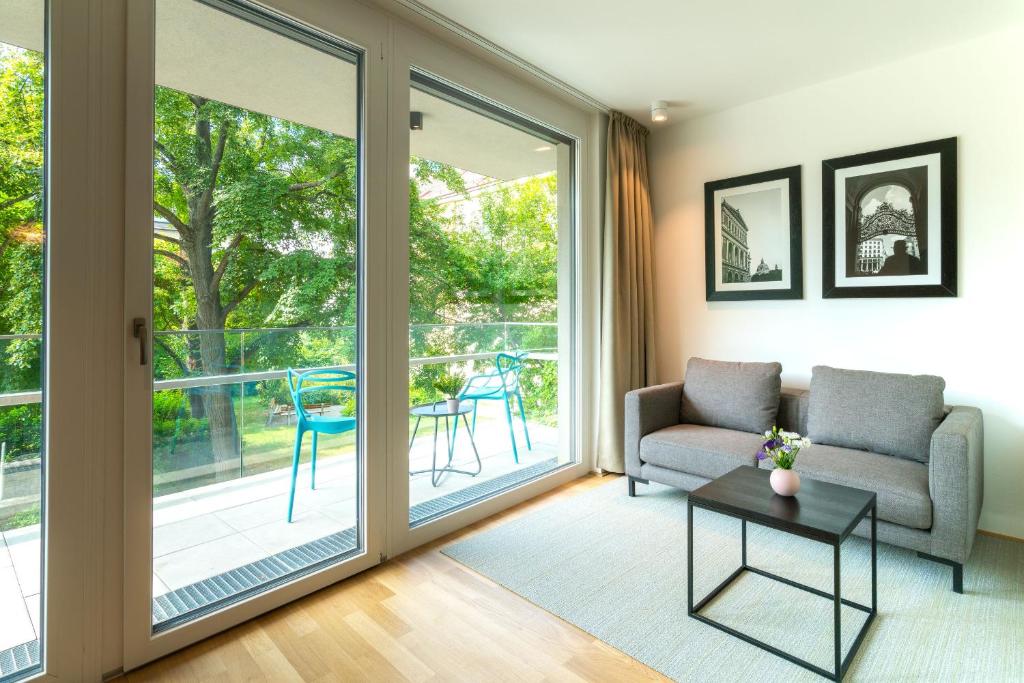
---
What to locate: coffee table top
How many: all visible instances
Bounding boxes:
[689,466,876,543]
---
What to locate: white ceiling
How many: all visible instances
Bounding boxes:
[0,0,554,181]
[415,0,1024,123]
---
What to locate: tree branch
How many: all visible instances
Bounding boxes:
[153,201,190,236]
[153,141,182,177]
[208,122,231,194]
[210,234,244,291]
[154,232,181,247]
[153,335,190,376]
[0,192,35,211]
[221,280,259,318]
[155,249,189,270]
[287,166,343,193]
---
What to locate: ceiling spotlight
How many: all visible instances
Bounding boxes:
[410,111,423,131]
[651,101,668,123]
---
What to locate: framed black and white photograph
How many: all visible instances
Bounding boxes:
[704,166,803,301]
[822,137,957,298]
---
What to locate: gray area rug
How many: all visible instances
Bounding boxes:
[442,479,1024,681]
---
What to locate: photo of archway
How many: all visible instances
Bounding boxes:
[849,170,926,277]
[823,137,957,298]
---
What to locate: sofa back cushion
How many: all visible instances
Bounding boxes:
[681,358,782,434]
[807,365,945,463]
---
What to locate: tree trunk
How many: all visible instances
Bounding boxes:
[183,220,240,465]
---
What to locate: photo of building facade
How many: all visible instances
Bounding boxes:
[720,200,751,283]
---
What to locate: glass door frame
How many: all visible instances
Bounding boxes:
[121,0,390,668]
[13,0,130,680]
[384,21,597,557]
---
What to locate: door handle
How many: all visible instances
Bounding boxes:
[133,317,148,366]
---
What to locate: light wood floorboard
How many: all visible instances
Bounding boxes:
[123,474,668,682]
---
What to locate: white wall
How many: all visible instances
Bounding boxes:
[649,26,1024,537]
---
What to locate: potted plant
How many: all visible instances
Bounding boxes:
[434,373,465,413]
[756,426,811,496]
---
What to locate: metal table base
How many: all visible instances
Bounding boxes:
[408,411,482,487]
[687,501,877,681]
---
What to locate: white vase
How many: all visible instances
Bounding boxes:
[770,468,800,496]
[446,398,460,413]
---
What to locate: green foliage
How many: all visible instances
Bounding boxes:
[0,503,40,532]
[0,47,44,397]
[0,47,44,460]
[0,44,566,474]
[433,372,465,399]
[0,404,41,461]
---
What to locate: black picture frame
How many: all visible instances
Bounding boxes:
[704,166,803,301]
[822,137,957,298]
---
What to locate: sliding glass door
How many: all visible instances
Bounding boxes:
[124,0,386,666]
[122,0,585,669]
[405,71,577,527]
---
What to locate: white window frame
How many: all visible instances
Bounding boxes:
[384,21,598,557]
[121,0,390,668]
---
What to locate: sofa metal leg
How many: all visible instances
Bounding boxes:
[627,476,649,497]
[918,551,964,594]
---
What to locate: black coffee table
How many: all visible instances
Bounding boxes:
[687,466,877,681]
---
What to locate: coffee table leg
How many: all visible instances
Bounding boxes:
[741,519,747,567]
[871,502,877,614]
[687,500,694,615]
[834,543,842,680]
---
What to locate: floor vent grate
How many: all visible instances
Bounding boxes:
[153,526,358,628]
[0,639,40,682]
[409,457,562,527]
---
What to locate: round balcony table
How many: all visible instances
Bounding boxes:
[408,401,482,487]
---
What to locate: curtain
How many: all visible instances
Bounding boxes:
[596,111,657,472]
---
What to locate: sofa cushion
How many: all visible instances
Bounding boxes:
[807,366,945,464]
[758,443,932,529]
[680,358,782,434]
[640,424,762,480]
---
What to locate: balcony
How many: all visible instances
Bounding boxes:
[0,323,566,663]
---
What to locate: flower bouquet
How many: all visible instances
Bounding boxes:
[757,425,811,496]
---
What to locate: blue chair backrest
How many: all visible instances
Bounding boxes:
[286,368,356,421]
[495,351,528,392]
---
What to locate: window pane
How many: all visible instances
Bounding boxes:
[407,73,575,527]
[151,0,362,630]
[0,1,45,679]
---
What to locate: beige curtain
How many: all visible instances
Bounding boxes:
[596,111,657,473]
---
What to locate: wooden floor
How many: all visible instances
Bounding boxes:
[124,474,668,682]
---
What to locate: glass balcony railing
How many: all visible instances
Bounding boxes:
[0,323,558,512]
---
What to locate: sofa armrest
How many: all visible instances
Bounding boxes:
[624,382,684,477]
[928,406,984,564]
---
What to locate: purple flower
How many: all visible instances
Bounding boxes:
[756,450,767,460]
[762,438,781,450]
[782,444,792,453]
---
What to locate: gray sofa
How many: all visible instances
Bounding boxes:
[625,359,984,593]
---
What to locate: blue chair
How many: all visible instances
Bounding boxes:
[454,351,532,463]
[286,368,356,522]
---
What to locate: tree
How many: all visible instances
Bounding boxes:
[152,86,360,461]
[457,174,558,322]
